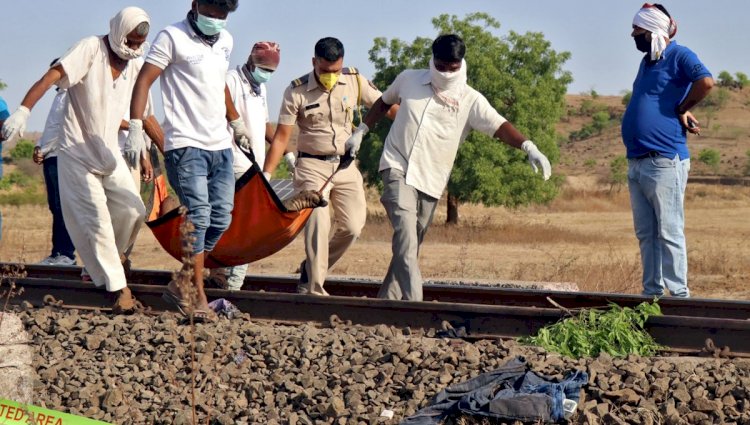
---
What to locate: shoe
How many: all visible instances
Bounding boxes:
[38,256,57,265]
[50,255,76,266]
[81,267,92,282]
[206,268,229,290]
[111,287,137,314]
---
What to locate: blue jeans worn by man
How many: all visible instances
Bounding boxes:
[628,155,690,297]
[165,147,234,254]
[42,157,76,264]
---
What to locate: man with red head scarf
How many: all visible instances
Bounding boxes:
[622,3,714,298]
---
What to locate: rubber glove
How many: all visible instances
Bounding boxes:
[284,152,296,172]
[229,118,252,152]
[125,119,145,168]
[1,106,31,141]
[521,140,552,181]
[344,123,369,157]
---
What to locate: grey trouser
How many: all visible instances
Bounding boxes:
[377,168,439,301]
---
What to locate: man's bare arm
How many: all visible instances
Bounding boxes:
[131,63,162,120]
[264,123,294,175]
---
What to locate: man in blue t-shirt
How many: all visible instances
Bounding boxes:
[621,3,714,298]
[0,95,9,241]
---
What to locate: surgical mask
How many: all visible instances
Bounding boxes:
[251,67,272,83]
[634,33,650,53]
[318,72,339,91]
[195,13,226,36]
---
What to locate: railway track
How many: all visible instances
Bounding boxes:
[3,262,750,356]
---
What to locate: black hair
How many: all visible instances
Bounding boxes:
[652,3,671,18]
[432,34,466,62]
[314,37,344,62]
[196,0,238,13]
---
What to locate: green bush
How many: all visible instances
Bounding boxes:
[717,70,735,88]
[0,171,36,190]
[697,148,721,172]
[609,155,628,193]
[9,139,35,160]
[621,90,632,106]
[736,72,749,90]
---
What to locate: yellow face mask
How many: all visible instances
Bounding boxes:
[318,72,339,91]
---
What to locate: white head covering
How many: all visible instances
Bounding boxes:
[429,58,468,108]
[108,7,150,60]
[632,4,677,61]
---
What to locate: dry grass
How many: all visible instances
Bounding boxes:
[1,180,749,300]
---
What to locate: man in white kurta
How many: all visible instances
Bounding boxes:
[1,7,157,312]
[349,34,553,301]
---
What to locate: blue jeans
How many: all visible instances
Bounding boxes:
[43,157,76,259]
[628,155,690,297]
[165,147,234,254]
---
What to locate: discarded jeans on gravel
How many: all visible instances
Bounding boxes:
[401,356,587,424]
[208,298,241,319]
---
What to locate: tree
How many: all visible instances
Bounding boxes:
[608,155,628,194]
[717,71,735,88]
[735,72,749,90]
[360,13,571,223]
[697,148,721,173]
[621,90,632,106]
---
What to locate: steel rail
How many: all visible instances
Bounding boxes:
[5,263,750,320]
[8,277,750,356]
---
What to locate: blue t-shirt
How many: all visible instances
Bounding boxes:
[0,95,8,180]
[621,42,712,160]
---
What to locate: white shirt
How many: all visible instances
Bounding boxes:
[57,36,144,175]
[379,69,507,199]
[226,66,269,175]
[37,89,68,159]
[146,20,233,152]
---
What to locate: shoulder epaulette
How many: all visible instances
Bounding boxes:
[341,67,359,75]
[291,74,310,88]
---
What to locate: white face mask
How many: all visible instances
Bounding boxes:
[428,58,468,107]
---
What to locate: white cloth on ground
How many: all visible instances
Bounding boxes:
[58,151,145,292]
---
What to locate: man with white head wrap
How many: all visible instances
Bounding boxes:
[351,34,552,301]
[622,3,714,298]
[1,6,164,313]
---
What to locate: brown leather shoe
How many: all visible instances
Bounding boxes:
[111,287,137,314]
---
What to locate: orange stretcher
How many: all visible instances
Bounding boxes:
[145,160,312,269]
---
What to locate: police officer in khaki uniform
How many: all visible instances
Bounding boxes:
[264,37,392,295]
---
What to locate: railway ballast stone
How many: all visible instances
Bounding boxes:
[0,312,35,404]
[13,307,750,424]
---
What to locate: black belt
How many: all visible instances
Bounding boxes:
[298,151,340,162]
[635,151,661,160]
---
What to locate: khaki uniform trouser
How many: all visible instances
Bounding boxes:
[377,168,438,301]
[294,157,367,295]
[58,151,145,292]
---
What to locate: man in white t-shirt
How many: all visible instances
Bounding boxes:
[130,0,251,320]
[350,34,553,301]
[1,7,160,313]
[208,41,295,291]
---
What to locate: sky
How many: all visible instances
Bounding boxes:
[1,0,748,132]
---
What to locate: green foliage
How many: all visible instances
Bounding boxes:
[583,159,596,169]
[697,148,721,172]
[9,139,35,160]
[520,301,664,359]
[0,79,6,91]
[608,155,628,193]
[717,71,735,87]
[621,90,632,106]
[361,12,571,208]
[0,186,46,205]
[569,110,616,142]
[702,87,730,109]
[589,89,599,99]
[0,171,36,191]
[736,72,749,90]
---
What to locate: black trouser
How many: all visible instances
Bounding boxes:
[43,157,75,259]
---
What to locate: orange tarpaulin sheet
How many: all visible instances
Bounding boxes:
[146,164,311,269]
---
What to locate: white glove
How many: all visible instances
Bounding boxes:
[521,140,552,181]
[263,171,272,181]
[284,152,296,171]
[125,119,145,168]
[344,123,369,157]
[1,106,31,141]
[229,118,252,152]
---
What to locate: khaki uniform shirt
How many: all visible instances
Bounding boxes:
[278,68,381,155]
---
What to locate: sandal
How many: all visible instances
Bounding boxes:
[161,289,217,323]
